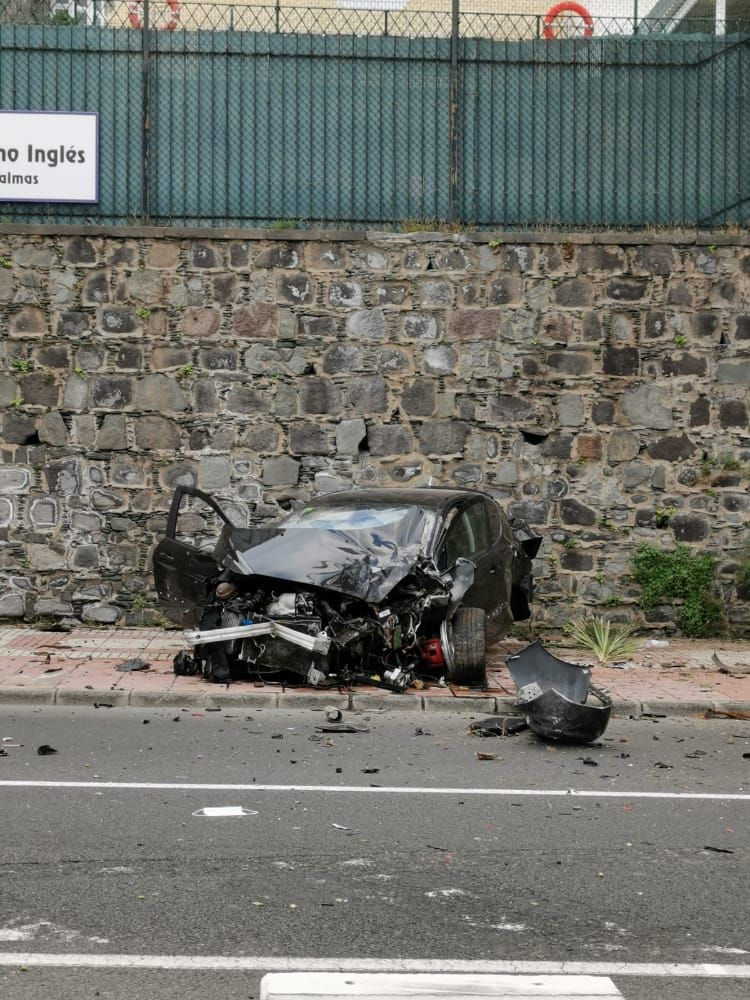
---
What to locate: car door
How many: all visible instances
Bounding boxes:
[437,499,497,614]
[152,486,233,628]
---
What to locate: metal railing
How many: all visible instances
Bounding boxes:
[1,2,748,228]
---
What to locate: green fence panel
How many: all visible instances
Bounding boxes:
[0,25,143,224]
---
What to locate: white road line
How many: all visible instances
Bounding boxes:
[0,954,747,977]
[0,780,748,801]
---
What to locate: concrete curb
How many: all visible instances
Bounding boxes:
[1,684,748,718]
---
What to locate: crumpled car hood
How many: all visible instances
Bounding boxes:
[215,525,426,604]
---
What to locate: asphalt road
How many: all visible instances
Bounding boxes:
[0,705,748,1000]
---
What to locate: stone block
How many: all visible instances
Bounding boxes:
[647,433,696,462]
[717,360,750,384]
[576,434,602,460]
[28,497,58,527]
[634,245,675,276]
[323,344,361,374]
[401,314,438,342]
[662,353,707,377]
[671,514,710,542]
[135,374,188,412]
[607,429,639,462]
[336,418,366,455]
[35,345,69,368]
[347,309,386,341]
[329,280,364,307]
[277,271,314,305]
[379,348,412,373]
[241,423,280,452]
[0,374,19,407]
[91,376,134,410]
[578,245,624,272]
[0,497,13,525]
[350,376,389,414]
[423,346,457,375]
[592,399,615,425]
[0,592,25,617]
[450,309,502,340]
[622,385,673,429]
[113,345,143,370]
[606,278,649,301]
[418,420,469,456]
[110,460,146,487]
[299,377,341,415]
[489,277,523,305]
[18,374,59,408]
[191,243,219,269]
[99,305,138,335]
[28,543,67,570]
[151,347,192,371]
[254,245,300,269]
[693,312,719,338]
[557,393,585,427]
[134,416,181,450]
[560,499,596,526]
[309,244,348,270]
[63,236,96,264]
[560,550,594,571]
[367,424,413,456]
[10,306,46,337]
[147,242,180,269]
[161,462,198,489]
[184,306,222,339]
[82,271,110,304]
[719,399,747,427]
[603,346,640,376]
[70,545,100,570]
[37,411,68,447]
[419,280,453,307]
[226,386,271,415]
[200,456,231,490]
[82,603,120,624]
[553,276,593,307]
[546,351,592,375]
[262,455,300,486]
[489,394,534,422]
[375,283,408,307]
[402,379,436,417]
[2,412,38,445]
[233,302,277,339]
[299,314,337,338]
[290,424,332,455]
[97,414,128,450]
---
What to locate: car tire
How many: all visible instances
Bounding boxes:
[446,606,486,687]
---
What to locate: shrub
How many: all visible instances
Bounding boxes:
[563,616,639,665]
[632,543,721,638]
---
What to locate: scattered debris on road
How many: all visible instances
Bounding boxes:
[468,716,528,737]
[36,744,57,755]
[116,658,151,672]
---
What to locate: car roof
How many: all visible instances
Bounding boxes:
[299,487,495,513]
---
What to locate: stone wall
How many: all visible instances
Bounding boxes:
[0,225,748,634]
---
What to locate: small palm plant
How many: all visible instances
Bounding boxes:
[563,616,640,665]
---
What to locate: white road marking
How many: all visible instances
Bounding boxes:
[0,780,748,801]
[260,972,623,998]
[0,954,747,977]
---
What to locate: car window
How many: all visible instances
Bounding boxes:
[486,499,501,544]
[439,501,490,569]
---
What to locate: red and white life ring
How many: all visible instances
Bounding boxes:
[128,0,180,31]
[543,1,594,39]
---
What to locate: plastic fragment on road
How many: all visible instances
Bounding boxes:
[36,745,57,755]
[469,716,528,737]
[192,806,258,818]
[116,658,151,672]
[507,640,612,743]
[315,724,369,734]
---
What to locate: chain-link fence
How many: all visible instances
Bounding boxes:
[1,1,748,228]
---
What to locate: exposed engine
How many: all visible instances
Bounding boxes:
[183,569,450,691]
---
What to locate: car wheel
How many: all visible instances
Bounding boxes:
[443,606,486,686]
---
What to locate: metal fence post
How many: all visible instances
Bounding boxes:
[141,0,151,222]
[449,0,460,225]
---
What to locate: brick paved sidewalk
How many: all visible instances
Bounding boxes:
[0,625,748,716]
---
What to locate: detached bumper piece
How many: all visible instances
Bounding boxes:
[507,640,612,743]
[184,621,332,656]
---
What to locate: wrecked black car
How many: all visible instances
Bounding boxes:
[153,486,541,691]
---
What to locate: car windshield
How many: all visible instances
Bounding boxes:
[280,503,435,551]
